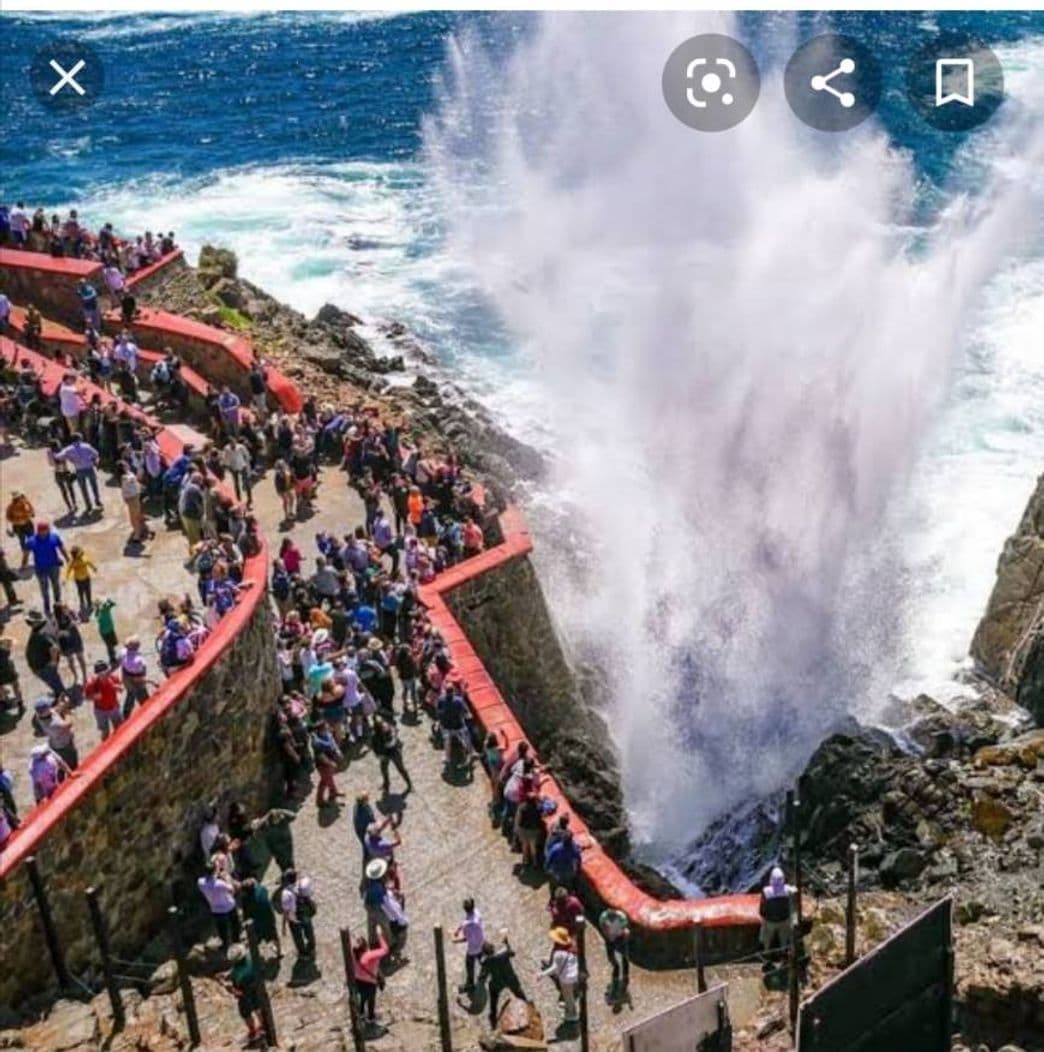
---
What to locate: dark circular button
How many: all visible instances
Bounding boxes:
[784,34,882,133]
[30,39,104,112]
[662,34,761,133]
[905,33,1004,132]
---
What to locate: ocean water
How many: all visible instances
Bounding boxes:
[3,11,1044,853]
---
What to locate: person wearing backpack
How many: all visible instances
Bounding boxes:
[278,870,317,959]
[159,619,193,676]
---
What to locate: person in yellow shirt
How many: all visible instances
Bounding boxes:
[5,491,35,569]
[65,545,98,619]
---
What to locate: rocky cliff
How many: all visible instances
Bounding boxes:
[971,472,1044,725]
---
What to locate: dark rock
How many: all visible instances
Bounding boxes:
[315,302,364,328]
[880,847,926,886]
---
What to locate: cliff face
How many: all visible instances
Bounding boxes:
[971,473,1044,725]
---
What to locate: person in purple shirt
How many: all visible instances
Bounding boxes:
[22,522,67,615]
[217,386,241,436]
[58,433,103,513]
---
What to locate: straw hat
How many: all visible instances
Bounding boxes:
[365,858,388,881]
[367,637,384,652]
[549,927,572,948]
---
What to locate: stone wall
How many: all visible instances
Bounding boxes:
[0,598,280,1011]
[443,551,630,853]
[0,250,102,328]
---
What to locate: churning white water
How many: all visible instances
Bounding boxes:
[424,12,1044,848]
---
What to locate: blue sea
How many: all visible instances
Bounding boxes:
[3,11,1044,847]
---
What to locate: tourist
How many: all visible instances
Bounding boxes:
[113,331,139,375]
[178,473,206,551]
[394,640,419,715]
[273,459,295,521]
[23,303,43,349]
[351,933,389,1030]
[514,790,545,870]
[548,886,585,936]
[197,860,241,949]
[759,866,796,955]
[217,386,241,436]
[239,878,280,958]
[34,694,79,770]
[437,681,474,771]
[0,549,19,611]
[544,830,584,891]
[53,603,87,683]
[353,790,377,865]
[57,374,83,438]
[371,714,412,796]
[0,637,24,714]
[28,742,72,803]
[58,433,103,514]
[5,490,35,568]
[46,440,79,515]
[77,279,101,330]
[120,464,149,544]
[221,436,253,507]
[311,719,343,809]
[84,659,123,740]
[8,202,29,247]
[452,897,486,993]
[119,635,150,717]
[599,906,630,992]
[541,928,581,1024]
[224,943,264,1045]
[278,870,317,959]
[24,610,65,695]
[94,596,119,666]
[64,545,97,619]
[479,932,527,1031]
[362,858,394,947]
[27,519,69,614]
[364,817,401,868]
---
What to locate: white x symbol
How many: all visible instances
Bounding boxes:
[49,58,86,97]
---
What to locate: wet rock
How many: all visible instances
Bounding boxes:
[314,302,364,329]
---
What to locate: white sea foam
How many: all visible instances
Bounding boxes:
[423,13,1044,849]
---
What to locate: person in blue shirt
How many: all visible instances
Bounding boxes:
[22,522,67,615]
[217,387,241,436]
[162,449,193,524]
[544,831,584,891]
[354,602,377,635]
[77,280,100,330]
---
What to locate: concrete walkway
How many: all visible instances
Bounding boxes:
[244,467,752,1050]
[0,442,190,815]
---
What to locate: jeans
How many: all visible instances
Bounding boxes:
[606,936,629,986]
[74,578,93,612]
[34,662,65,696]
[75,467,102,508]
[36,566,62,614]
[379,749,411,793]
[213,908,241,949]
[289,918,315,957]
[123,678,148,718]
[357,981,378,1021]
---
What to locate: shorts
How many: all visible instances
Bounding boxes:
[95,706,123,734]
[294,478,313,496]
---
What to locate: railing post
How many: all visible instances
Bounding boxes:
[845,843,859,967]
[788,913,800,1034]
[168,906,201,1047]
[244,919,277,1049]
[433,925,453,1052]
[339,927,367,1051]
[693,920,708,994]
[85,886,124,1029]
[790,791,804,927]
[24,855,70,989]
[576,917,590,1052]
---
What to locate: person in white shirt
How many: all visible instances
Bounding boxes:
[57,375,82,434]
[102,264,125,307]
[0,293,10,334]
[197,861,241,948]
[114,333,139,373]
[9,203,29,247]
[541,928,580,1023]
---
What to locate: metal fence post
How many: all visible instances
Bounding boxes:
[694,920,708,994]
[791,792,804,927]
[168,906,201,1047]
[845,843,859,967]
[244,919,277,1048]
[339,927,367,1051]
[85,886,124,1028]
[24,855,70,989]
[433,926,453,1052]
[576,917,590,1052]
[788,913,800,1034]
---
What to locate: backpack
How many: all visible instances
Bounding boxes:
[160,630,182,669]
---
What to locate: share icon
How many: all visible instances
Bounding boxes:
[810,57,857,108]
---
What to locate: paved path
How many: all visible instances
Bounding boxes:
[245,467,749,1050]
[0,441,189,815]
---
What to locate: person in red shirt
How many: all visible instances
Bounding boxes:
[462,517,484,557]
[84,658,123,740]
[548,886,584,935]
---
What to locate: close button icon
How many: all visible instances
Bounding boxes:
[31,39,104,111]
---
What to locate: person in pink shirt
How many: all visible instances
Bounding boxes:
[351,932,389,1028]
